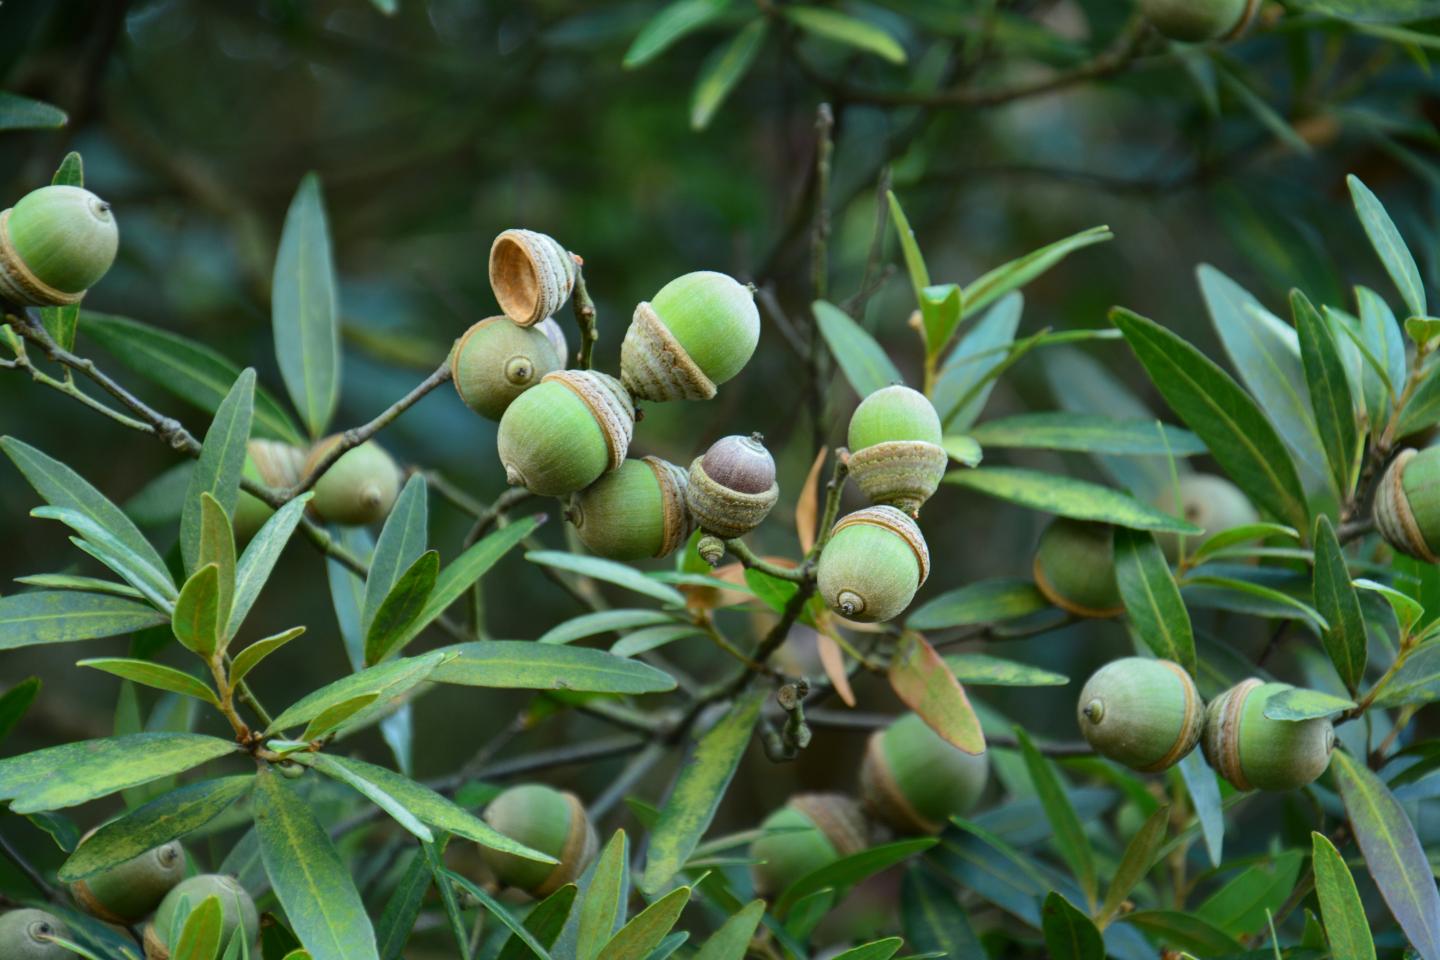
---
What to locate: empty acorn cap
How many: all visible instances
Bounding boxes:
[1201,679,1336,792]
[620,271,760,402]
[480,784,599,898]
[0,185,119,306]
[1076,657,1203,773]
[816,506,929,623]
[860,712,989,834]
[570,456,693,560]
[489,229,577,326]
[0,909,71,960]
[497,370,635,497]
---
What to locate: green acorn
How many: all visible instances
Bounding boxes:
[233,439,308,541]
[489,229,576,326]
[686,433,779,564]
[480,784,598,898]
[750,794,868,898]
[0,185,119,306]
[144,874,258,960]
[497,370,635,496]
[451,315,567,420]
[0,909,71,960]
[1140,0,1257,42]
[70,835,185,925]
[816,506,929,623]
[846,385,948,516]
[1374,448,1440,563]
[1201,679,1336,792]
[1076,658,1203,772]
[1155,473,1259,561]
[621,271,761,402]
[1032,518,1122,618]
[859,713,988,834]
[569,456,692,560]
[302,438,402,527]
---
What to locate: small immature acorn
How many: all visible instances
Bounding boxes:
[569,456,693,560]
[233,439,308,541]
[1374,447,1440,563]
[70,834,185,925]
[0,185,119,306]
[451,315,567,420]
[0,909,72,960]
[302,438,402,526]
[686,433,779,564]
[1140,0,1258,42]
[846,385,948,516]
[1076,657,1203,772]
[144,874,259,959]
[816,506,929,623]
[860,712,989,834]
[1155,472,1259,562]
[480,784,599,898]
[621,270,761,402]
[1201,679,1337,792]
[1032,518,1122,618]
[750,793,868,898]
[497,370,635,496]
[489,229,576,326]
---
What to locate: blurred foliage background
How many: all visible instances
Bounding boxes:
[2,0,1439,931]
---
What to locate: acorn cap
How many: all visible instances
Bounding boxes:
[570,456,693,560]
[1032,518,1122,618]
[1155,473,1258,561]
[1076,658,1202,773]
[451,315,566,420]
[489,229,576,326]
[686,434,780,539]
[749,793,867,898]
[497,370,635,497]
[1201,679,1336,792]
[0,185,118,306]
[816,506,929,623]
[1139,0,1256,42]
[621,271,760,402]
[70,834,185,925]
[480,784,599,898]
[147,874,258,957]
[303,438,402,527]
[860,713,989,834]
[0,909,71,960]
[848,441,947,517]
[234,440,308,541]
[1375,448,1440,563]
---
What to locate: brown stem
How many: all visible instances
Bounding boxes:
[571,260,599,371]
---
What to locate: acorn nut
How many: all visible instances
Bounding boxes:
[1374,448,1440,563]
[1076,658,1203,772]
[489,229,576,326]
[0,185,118,306]
[686,433,779,564]
[817,505,929,623]
[569,457,693,560]
[302,438,402,527]
[452,315,567,420]
[750,793,867,898]
[1140,0,1258,42]
[233,439,308,541]
[621,271,760,402]
[846,385,947,516]
[480,784,598,898]
[860,712,988,834]
[1201,679,1336,792]
[1033,518,1122,618]
[0,909,71,960]
[70,834,185,925]
[497,370,635,496]
[144,874,258,959]
[1155,473,1258,562]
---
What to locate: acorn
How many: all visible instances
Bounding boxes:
[860,712,989,834]
[70,835,185,925]
[0,185,119,307]
[1154,473,1259,562]
[621,271,761,402]
[479,784,598,898]
[750,794,867,898]
[1076,658,1203,772]
[0,909,71,960]
[1140,0,1257,42]
[451,315,567,420]
[1201,679,1336,792]
[302,438,402,527]
[569,456,692,560]
[686,433,779,564]
[143,874,258,959]
[497,370,635,497]
[1032,518,1122,618]
[489,229,576,327]
[816,506,929,623]
[1374,448,1440,563]
[846,385,948,516]
[233,439,308,541]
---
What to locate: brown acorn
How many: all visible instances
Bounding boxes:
[489,229,576,326]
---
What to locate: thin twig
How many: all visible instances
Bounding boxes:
[571,260,599,371]
[724,539,806,582]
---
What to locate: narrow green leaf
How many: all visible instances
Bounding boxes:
[933,294,1023,430]
[919,283,963,360]
[579,831,629,960]
[827,938,902,960]
[376,850,428,960]
[198,493,236,636]
[79,658,219,708]
[689,20,768,131]
[0,677,40,744]
[900,868,981,959]
[526,551,685,606]
[1016,727,1095,907]
[969,413,1205,456]
[13,574,143,599]
[611,624,706,658]
[230,495,312,639]
[692,899,764,960]
[538,609,677,645]
[364,550,439,666]
[596,886,691,960]
[305,753,431,842]
[963,225,1112,319]
[1294,290,1359,497]
[32,505,176,607]
[1263,686,1355,721]
[944,466,1200,534]
[172,895,224,960]
[431,640,677,695]
[231,627,306,684]
[1196,850,1303,937]
[0,91,67,129]
[1187,523,1300,566]
[300,694,379,741]
[362,475,428,641]
[172,564,221,657]
[273,174,341,439]
[885,191,929,309]
[1349,175,1426,319]
[1041,892,1104,960]
[907,578,1047,630]
[495,883,577,960]
[1312,831,1377,960]
[1354,578,1424,636]
[942,653,1067,687]
[813,300,904,399]
[1114,527,1196,675]
[447,871,554,960]
[1099,805,1168,925]
[1312,515,1367,693]
[1357,286,1407,426]
[1182,575,1328,631]
[182,370,256,575]
[625,0,732,68]
[0,591,167,651]
[266,651,448,735]
[940,434,982,466]
[782,6,906,63]
[1124,911,1241,953]
[1178,751,1224,867]
[889,632,984,754]
[776,839,934,915]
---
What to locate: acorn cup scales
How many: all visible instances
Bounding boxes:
[1375,447,1440,563]
[497,370,635,497]
[621,271,761,402]
[1076,657,1203,772]
[846,384,948,516]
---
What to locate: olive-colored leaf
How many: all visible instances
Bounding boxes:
[447,870,554,960]
[1183,574,1328,631]
[813,300,904,399]
[0,677,40,744]
[171,564,221,657]
[13,574,143,600]
[1016,727,1095,907]
[596,886,691,960]
[969,413,1204,456]
[932,294,1022,430]
[940,434,982,466]
[272,174,341,439]
[0,91,67,129]
[919,283,963,361]
[304,753,430,842]
[362,475,428,639]
[0,591,167,651]
[1114,527,1196,676]
[1196,849,1303,938]
[364,550,439,666]
[691,899,763,960]
[1291,0,1440,21]
[527,550,685,606]
[1312,831,1376,960]
[430,640,677,695]
[610,623,706,657]
[1312,516,1366,693]
[79,658,219,708]
[375,850,429,960]
[1186,523,1300,566]
[900,868,981,958]
[1295,290,1359,497]
[889,631,984,754]
[266,651,449,735]
[689,19,768,131]
[776,839,934,915]
[642,689,763,894]
[231,627,306,684]
[300,694,379,741]
[181,370,255,576]
[197,493,235,636]
[826,937,902,960]
[1098,805,1168,926]
[538,609,677,646]
[1263,686,1355,721]
[171,895,224,960]
[1124,911,1241,953]
[624,0,732,68]
[579,831,629,960]
[1041,892,1104,960]
[782,6,906,63]
[1357,286,1407,427]
[495,883,577,960]
[1349,175,1426,319]
[230,495,312,640]
[942,653,1066,687]
[31,505,176,608]
[1177,751,1223,867]
[907,578,1048,630]
[963,226,1112,320]
[944,466,1200,534]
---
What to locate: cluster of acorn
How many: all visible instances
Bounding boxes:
[0,837,257,958]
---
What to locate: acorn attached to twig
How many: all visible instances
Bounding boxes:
[1076,657,1203,772]
[0,185,118,306]
[686,433,779,565]
[750,794,868,898]
[451,315,567,420]
[1032,518,1122,618]
[621,271,761,402]
[0,909,71,960]
[479,784,599,898]
[816,506,930,623]
[569,456,693,560]
[489,229,576,326]
[143,874,259,959]
[497,370,635,496]
[860,713,989,834]
[70,835,185,925]
[1201,679,1336,792]
[233,439,308,541]
[303,438,403,527]
[846,385,947,516]
[1374,448,1440,563]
